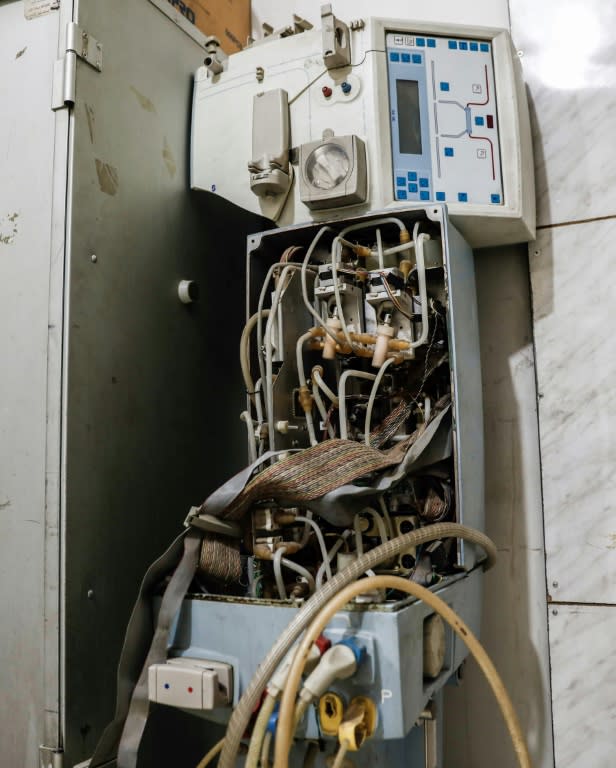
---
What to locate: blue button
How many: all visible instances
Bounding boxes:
[458,192,468,202]
[408,171,417,181]
[396,176,405,187]
[412,53,422,64]
[416,37,425,47]
[491,193,501,204]
[436,192,446,201]
[341,81,352,94]
[440,81,450,92]
[390,52,400,62]
[408,183,418,193]
[444,147,454,157]
[419,177,429,188]
[480,42,490,52]
[401,53,410,63]
[420,190,430,201]
[459,41,468,51]
[470,42,479,51]
[427,38,436,48]
[164,683,170,689]
[475,116,485,126]
[448,40,458,49]
[397,190,408,200]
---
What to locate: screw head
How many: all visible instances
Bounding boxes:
[91,253,97,263]
[552,581,559,588]
[552,608,558,615]
[87,589,95,600]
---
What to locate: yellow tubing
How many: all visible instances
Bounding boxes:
[274,576,531,768]
[195,737,225,768]
[245,692,277,768]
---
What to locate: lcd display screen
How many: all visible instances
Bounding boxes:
[396,79,422,155]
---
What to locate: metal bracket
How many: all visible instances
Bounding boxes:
[52,22,102,111]
[321,4,351,70]
[39,745,64,768]
[67,22,103,71]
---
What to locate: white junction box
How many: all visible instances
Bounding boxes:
[148,658,233,710]
[191,14,535,247]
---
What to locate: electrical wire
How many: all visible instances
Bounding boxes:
[274,575,530,768]
[216,523,497,768]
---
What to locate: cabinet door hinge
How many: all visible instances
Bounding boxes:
[52,22,102,111]
[39,745,64,768]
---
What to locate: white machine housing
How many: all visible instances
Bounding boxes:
[191,16,534,247]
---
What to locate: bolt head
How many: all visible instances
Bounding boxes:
[90,254,97,263]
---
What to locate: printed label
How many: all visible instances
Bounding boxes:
[24,0,58,20]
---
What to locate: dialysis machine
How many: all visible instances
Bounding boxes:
[93,6,533,767]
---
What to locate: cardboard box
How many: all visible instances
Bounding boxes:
[166,0,250,54]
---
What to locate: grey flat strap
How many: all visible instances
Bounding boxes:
[89,530,202,768]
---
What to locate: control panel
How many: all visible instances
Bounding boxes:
[387,32,503,207]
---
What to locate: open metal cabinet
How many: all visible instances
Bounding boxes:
[0,1,265,766]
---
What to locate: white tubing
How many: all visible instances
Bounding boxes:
[300,227,342,346]
[312,382,336,439]
[376,227,384,270]
[241,309,270,406]
[353,514,365,556]
[273,547,287,600]
[338,217,405,239]
[361,506,389,544]
[315,531,352,589]
[364,356,396,446]
[296,331,315,391]
[378,496,395,539]
[240,411,258,464]
[312,368,339,406]
[338,369,377,440]
[330,252,354,349]
[295,332,318,447]
[281,557,316,593]
[408,233,430,349]
[294,515,332,582]
[264,265,303,445]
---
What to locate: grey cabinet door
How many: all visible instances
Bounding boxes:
[62,2,262,763]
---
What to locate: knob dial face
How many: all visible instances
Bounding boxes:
[305,143,350,191]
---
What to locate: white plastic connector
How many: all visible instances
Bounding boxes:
[299,643,358,704]
[148,658,232,710]
[268,644,323,698]
[323,315,342,360]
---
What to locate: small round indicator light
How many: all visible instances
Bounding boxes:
[188,687,193,693]
[164,683,170,689]
[322,85,333,98]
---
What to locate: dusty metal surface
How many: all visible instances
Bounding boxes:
[61,1,266,763]
[0,5,64,765]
